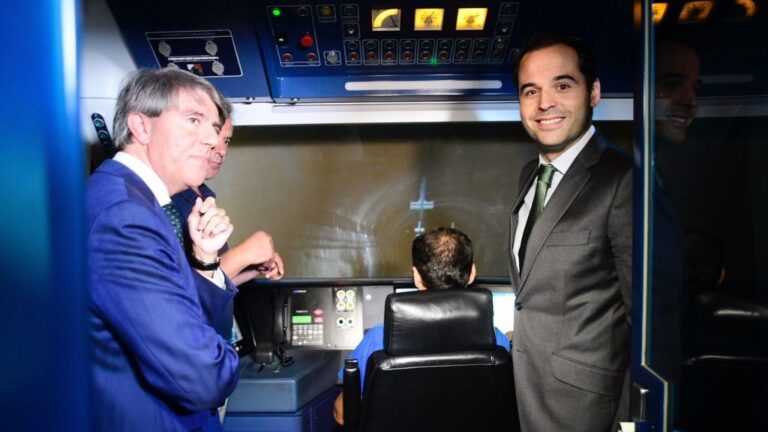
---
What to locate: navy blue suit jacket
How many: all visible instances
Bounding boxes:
[87,159,239,431]
[172,184,233,338]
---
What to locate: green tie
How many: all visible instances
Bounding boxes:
[162,202,185,248]
[519,164,556,270]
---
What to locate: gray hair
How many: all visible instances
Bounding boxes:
[112,68,230,149]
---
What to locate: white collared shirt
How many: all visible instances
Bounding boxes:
[113,151,172,205]
[513,125,595,272]
[112,151,225,287]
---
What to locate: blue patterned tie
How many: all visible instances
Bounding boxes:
[519,164,556,270]
[162,203,185,248]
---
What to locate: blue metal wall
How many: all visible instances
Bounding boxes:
[0,1,89,430]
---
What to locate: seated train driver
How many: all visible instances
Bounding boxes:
[332,227,511,425]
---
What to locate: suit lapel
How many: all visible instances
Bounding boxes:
[510,162,538,290]
[518,134,606,290]
[99,159,180,246]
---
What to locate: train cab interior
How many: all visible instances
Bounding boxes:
[3,0,768,431]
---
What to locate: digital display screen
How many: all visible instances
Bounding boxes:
[292,315,312,324]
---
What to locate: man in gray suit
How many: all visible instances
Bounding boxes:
[509,32,632,432]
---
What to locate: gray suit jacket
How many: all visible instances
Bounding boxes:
[509,131,632,432]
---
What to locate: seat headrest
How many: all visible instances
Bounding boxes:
[383,288,497,356]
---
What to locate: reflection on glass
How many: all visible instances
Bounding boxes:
[649,10,768,428]
[652,3,669,24]
[677,1,714,23]
[726,0,757,20]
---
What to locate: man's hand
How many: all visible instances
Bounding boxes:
[224,232,286,285]
[256,252,285,280]
[188,197,233,262]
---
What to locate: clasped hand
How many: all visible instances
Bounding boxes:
[188,197,233,262]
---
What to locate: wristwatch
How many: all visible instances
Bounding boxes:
[189,253,220,271]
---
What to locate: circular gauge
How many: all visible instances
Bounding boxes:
[456,8,488,31]
[372,8,401,31]
[415,8,444,31]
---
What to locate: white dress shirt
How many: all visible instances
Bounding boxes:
[513,125,596,272]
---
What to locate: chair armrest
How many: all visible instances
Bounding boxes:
[343,358,361,429]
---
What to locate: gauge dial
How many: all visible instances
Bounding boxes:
[456,8,488,31]
[372,8,401,31]
[414,8,445,31]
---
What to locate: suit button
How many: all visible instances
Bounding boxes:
[515,301,522,311]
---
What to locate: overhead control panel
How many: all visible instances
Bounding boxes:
[264,4,519,68]
[106,0,272,101]
[106,0,633,104]
[146,30,243,78]
[254,1,524,101]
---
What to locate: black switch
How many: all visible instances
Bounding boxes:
[515,301,522,311]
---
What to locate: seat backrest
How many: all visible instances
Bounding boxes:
[357,289,519,432]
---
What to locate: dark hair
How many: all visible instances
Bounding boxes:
[515,31,598,93]
[113,68,229,149]
[412,227,473,290]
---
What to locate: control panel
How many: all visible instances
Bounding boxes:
[264,3,520,68]
[146,30,243,77]
[107,0,272,101]
[107,0,633,103]
[285,287,363,349]
[255,1,523,101]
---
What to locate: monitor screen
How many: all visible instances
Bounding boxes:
[490,290,515,335]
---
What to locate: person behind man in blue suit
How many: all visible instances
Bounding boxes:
[172,111,285,344]
[87,68,239,431]
[172,112,285,288]
[332,227,511,425]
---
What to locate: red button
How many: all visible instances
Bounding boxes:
[281,53,293,62]
[306,52,317,61]
[300,33,315,48]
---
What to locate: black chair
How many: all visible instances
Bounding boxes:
[678,290,768,431]
[342,288,519,432]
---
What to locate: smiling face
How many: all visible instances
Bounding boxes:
[517,44,600,161]
[145,88,221,194]
[206,118,232,180]
[655,42,700,144]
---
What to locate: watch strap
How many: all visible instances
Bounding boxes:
[189,253,220,271]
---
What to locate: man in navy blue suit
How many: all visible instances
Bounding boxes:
[87,68,239,431]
